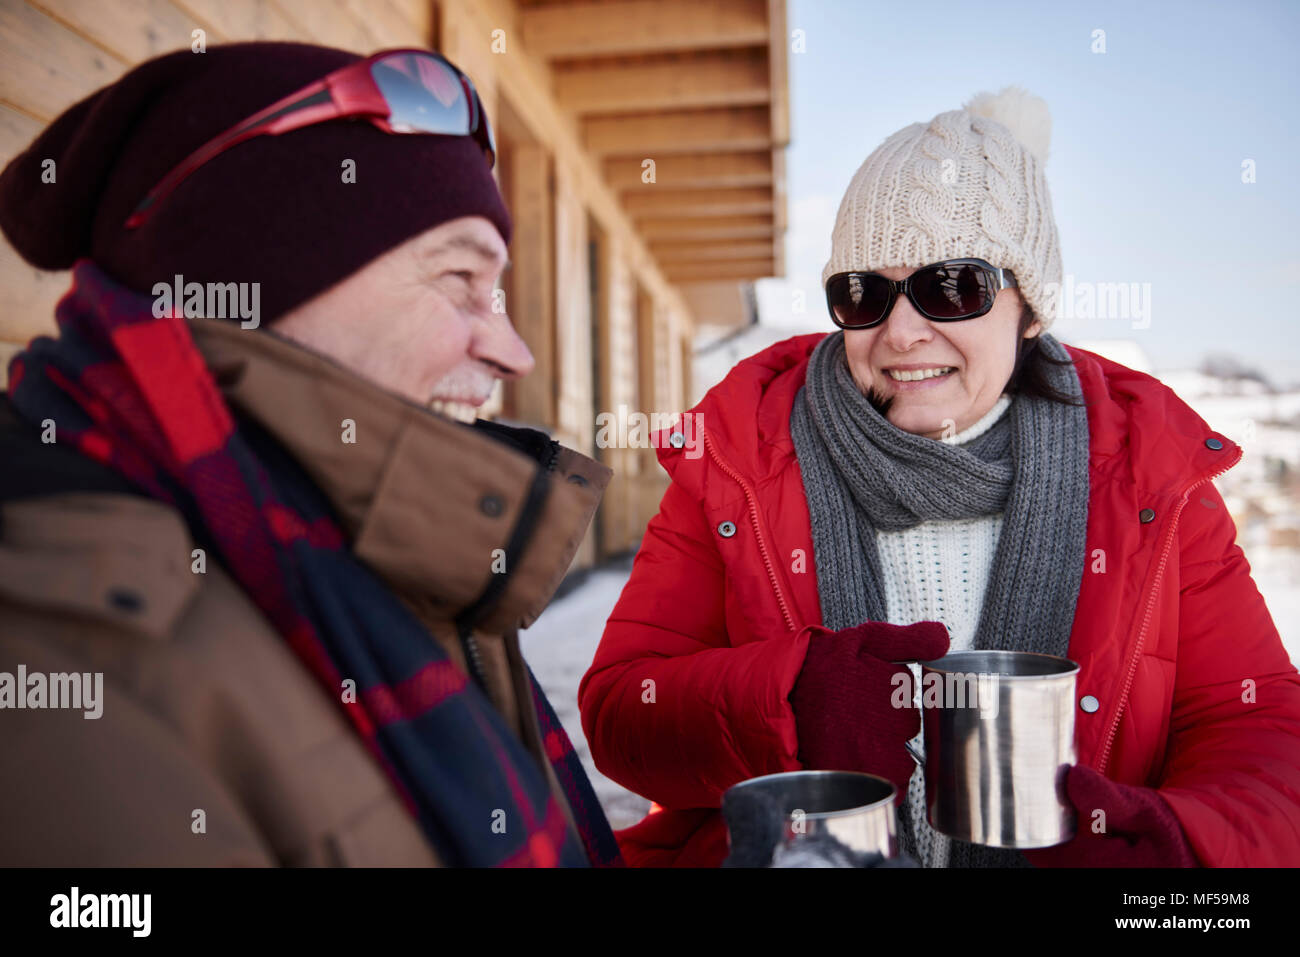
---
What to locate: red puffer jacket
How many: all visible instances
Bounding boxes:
[579,333,1300,867]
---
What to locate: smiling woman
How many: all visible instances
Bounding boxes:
[580,86,1300,870]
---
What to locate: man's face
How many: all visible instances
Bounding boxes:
[271,215,533,417]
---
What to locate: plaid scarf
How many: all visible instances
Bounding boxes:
[7,260,623,869]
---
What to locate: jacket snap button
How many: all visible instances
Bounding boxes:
[668,432,686,449]
[1080,694,1100,713]
[479,494,505,517]
[717,521,737,538]
[107,588,145,614]
[1139,508,1156,524]
[1205,437,1224,450]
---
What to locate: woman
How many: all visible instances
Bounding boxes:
[579,88,1300,867]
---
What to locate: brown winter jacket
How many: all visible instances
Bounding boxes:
[0,318,610,866]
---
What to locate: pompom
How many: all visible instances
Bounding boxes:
[964,86,1051,164]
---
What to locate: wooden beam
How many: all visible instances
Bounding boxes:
[0,100,41,168]
[678,280,748,331]
[335,0,431,47]
[767,0,790,146]
[605,150,771,190]
[271,0,384,49]
[171,0,300,41]
[553,49,769,114]
[0,1,126,122]
[771,145,787,273]
[623,186,772,218]
[638,214,774,241]
[441,0,697,333]
[32,0,210,63]
[507,143,556,426]
[585,105,771,156]
[663,258,775,283]
[519,0,768,59]
[651,240,775,262]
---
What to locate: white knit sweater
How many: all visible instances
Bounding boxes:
[883,394,1014,868]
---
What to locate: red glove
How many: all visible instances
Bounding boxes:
[1023,765,1199,867]
[789,620,950,802]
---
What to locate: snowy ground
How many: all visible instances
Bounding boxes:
[521,561,651,831]
[523,542,1298,834]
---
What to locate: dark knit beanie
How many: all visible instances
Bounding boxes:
[0,41,511,324]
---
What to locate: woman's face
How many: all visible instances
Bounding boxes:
[841,264,1041,439]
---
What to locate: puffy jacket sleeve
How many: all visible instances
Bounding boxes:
[578,477,813,810]
[1156,482,1300,866]
[0,634,277,866]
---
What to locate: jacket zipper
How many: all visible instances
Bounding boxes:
[701,426,798,633]
[1095,444,1243,773]
[460,623,488,690]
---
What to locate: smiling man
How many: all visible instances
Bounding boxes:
[0,42,620,868]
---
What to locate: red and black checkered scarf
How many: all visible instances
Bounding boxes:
[7,260,623,868]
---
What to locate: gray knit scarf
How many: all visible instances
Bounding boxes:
[789,331,1090,868]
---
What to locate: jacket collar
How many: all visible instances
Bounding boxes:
[187,318,610,633]
[661,332,1240,502]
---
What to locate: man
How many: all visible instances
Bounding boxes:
[0,42,621,867]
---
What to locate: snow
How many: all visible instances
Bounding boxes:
[521,562,651,831]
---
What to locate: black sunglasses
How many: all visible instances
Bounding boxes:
[825,259,1018,330]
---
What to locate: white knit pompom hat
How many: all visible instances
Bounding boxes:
[822,86,1062,328]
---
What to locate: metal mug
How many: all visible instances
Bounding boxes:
[907,650,1080,849]
[724,770,898,859]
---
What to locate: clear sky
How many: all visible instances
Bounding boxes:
[759,0,1300,387]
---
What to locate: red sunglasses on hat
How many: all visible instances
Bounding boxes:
[125,48,496,229]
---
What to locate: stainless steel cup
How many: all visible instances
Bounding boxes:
[724,770,898,858]
[916,650,1079,848]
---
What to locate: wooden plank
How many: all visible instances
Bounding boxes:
[32,0,210,63]
[0,101,42,168]
[337,0,425,47]
[507,142,556,427]
[552,162,593,455]
[552,49,768,114]
[388,0,435,43]
[767,0,788,146]
[678,327,692,409]
[0,1,127,121]
[268,0,378,50]
[170,0,299,41]
[520,0,768,59]
[637,213,773,241]
[0,240,65,362]
[677,278,746,331]
[635,282,655,412]
[768,145,786,274]
[437,0,500,123]
[662,258,773,282]
[601,237,640,554]
[604,150,771,190]
[622,186,772,218]
[651,239,774,262]
[583,105,771,156]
